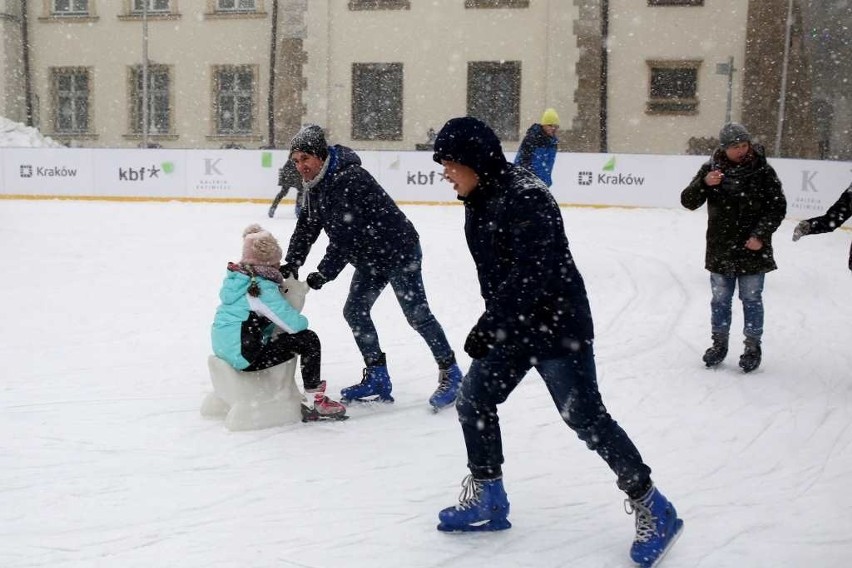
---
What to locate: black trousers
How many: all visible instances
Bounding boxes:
[243,329,322,390]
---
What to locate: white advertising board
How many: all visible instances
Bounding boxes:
[2,148,95,196]
[771,158,852,218]
[550,153,708,209]
[1,147,850,221]
[91,149,186,198]
[184,150,287,200]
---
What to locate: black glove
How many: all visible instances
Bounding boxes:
[306,272,328,290]
[279,263,299,280]
[792,220,811,242]
[464,326,494,360]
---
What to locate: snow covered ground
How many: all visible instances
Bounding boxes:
[1,198,851,567]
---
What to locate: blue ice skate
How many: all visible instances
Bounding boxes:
[437,475,511,532]
[626,486,683,568]
[429,363,463,411]
[340,363,394,403]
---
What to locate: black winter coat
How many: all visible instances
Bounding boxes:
[681,145,787,275]
[284,145,420,279]
[463,164,594,358]
[805,182,852,271]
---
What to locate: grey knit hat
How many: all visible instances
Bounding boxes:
[719,122,751,148]
[289,124,328,161]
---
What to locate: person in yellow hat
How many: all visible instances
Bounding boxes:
[513,108,560,187]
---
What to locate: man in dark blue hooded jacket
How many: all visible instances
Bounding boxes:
[280,125,462,410]
[431,116,682,567]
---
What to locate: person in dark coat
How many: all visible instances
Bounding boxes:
[268,158,304,218]
[513,107,559,187]
[792,181,852,271]
[431,116,682,567]
[280,125,463,410]
[681,122,787,373]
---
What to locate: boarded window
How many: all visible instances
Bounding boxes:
[467,61,521,141]
[352,63,403,141]
[646,60,700,115]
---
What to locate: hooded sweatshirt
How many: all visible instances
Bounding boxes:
[433,117,594,357]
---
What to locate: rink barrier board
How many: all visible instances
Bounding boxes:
[1,148,850,219]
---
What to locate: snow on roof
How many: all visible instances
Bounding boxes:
[0,117,64,148]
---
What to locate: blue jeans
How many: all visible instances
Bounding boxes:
[709,273,765,339]
[343,247,454,367]
[456,341,652,498]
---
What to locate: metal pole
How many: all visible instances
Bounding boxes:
[142,0,149,148]
[599,0,609,153]
[725,55,734,124]
[21,0,34,127]
[267,0,278,147]
[774,0,794,157]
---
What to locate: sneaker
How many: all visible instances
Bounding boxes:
[739,337,762,373]
[625,486,683,568]
[340,357,394,403]
[437,475,511,532]
[429,363,463,411]
[702,332,728,367]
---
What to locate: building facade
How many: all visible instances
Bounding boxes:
[0,0,27,124]
[1,0,841,158]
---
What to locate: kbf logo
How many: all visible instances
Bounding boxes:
[578,171,593,186]
[20,165,33,178]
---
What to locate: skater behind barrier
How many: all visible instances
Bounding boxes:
[432,116,683,568]
[681,122,787,373]
[278,124,463,411]
[269,159,305,219]
[513,107,559,188]
[211,224,346,420]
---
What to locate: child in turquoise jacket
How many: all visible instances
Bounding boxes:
[211,224,345,419]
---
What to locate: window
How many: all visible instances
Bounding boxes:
[216,0,257,11]
[352,63,403,141]
[648,0,703,5]
[646,60,700,114]
[214,66,256,135]
[52,67,91,134]
[130,65,171,135]
[465,0,529,8]
[348,0,410,9]
[132,0,170,14]
[52,0,89,15]
[467,61,520,141]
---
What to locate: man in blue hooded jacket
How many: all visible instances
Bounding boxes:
[431,116,682,568]
[280,125,462,411]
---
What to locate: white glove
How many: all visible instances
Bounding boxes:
[792,220,810,242]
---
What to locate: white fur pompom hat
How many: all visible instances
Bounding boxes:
[240,224,283,267]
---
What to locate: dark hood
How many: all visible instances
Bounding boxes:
[432,116,509,182]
